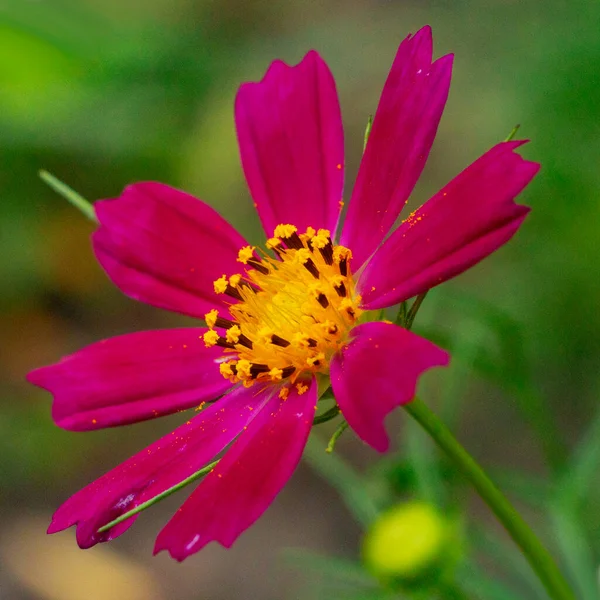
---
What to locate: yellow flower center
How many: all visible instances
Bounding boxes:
[204,225,362,397]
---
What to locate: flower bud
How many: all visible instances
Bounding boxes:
[362,501,459,587]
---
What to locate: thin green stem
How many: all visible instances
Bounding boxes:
[313,404,341,425]
[396,300,408,327]
[403,398,575,600]
[39,170,98,223]
[405,291,428,330]
[326,420,349,453]
[505,124,521,142]
[97,459,219,533]
[363,114,373,152]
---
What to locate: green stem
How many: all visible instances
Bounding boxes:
[405,291,428,330]
[326,420,348,453]
[403,398,575,600]
[363,114,373,152]
[313,404,340,425]
[39,170,98,223]
[97,459,219,533]
[505,124,521,142]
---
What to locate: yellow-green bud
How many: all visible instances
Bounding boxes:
[362,502,455,586]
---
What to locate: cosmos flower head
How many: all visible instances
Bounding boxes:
[27,25,539,561]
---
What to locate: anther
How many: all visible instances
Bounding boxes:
[281,366,296,378]
[237,334,253,349]
[237,246,255,264]
[224,285,242,301]
[215,316,237,329]
[319,243,334,265]
[317,293,329,309]
[249,363,270,379]
[247,258,269,274]
[334,281,347,297]
[307,338,318,347]
[303,257,320,279]
[271,334,290,347]
[217,337,236,349]
[338,257,348,276]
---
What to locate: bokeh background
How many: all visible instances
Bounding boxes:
[2,0,600,599]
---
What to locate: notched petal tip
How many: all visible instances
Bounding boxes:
[332,322,449,453]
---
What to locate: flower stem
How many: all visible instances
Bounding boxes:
[403,398,575,600]
[97,459,219,533]
[326,420,349,453]
[39,170,98,223]
[405,291,428,330]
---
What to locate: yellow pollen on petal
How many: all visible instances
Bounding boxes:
[205,309,218,328]
[296,383,309,395]
[237,246,255,264]
[213,275,228,294]
[279,387,290,400]
[226,325,241,344]
[274,223,298,238]
[210,227,362,388]
[203,330,220,347]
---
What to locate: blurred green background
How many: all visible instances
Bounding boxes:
[2,0,600,598]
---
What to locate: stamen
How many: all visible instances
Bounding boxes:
[204,309,219,328]
[317,293,329,308]
[215,316,237,329]
[269,367,284,381]
[237,334,253,349]
[318,243,334,265]
[266,237,284,256]
[237,246,255,264]
[271,334,290,347]
[331,276,347,297]
[205,330,236,349]
[225,285,242,301]
[225,325,241,344]
[249,363,270,378]
[281,366,296,378]
[274,224,304,250]
[311,229,333,264]
[247,258,270,274]
[214,231,362,389]
[214,275,243,300]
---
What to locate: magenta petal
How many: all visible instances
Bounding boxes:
[360,141,540,309]
[27,329,231,431]
[154,379,317,560]
[341,26,453,269]
[93,182,249,319]
[331,322,448,452]
[47,385,271,549]
[236,51,344,238]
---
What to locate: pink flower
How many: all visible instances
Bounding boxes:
[27,26,539,561]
